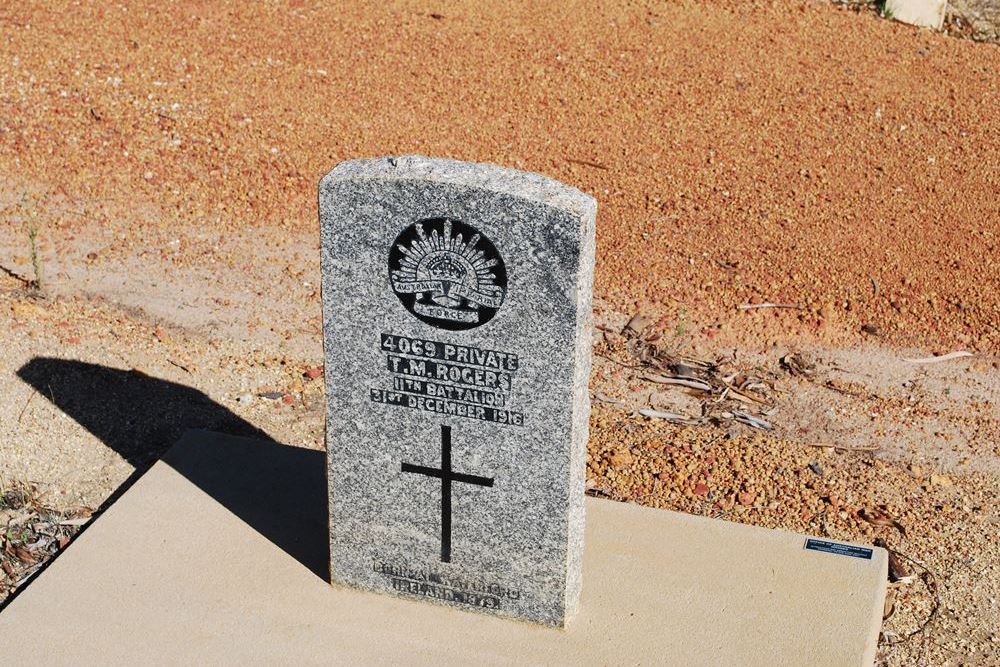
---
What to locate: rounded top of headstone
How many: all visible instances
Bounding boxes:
[319,155,597,219]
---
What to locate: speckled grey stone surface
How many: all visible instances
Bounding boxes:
[319,156,596,626]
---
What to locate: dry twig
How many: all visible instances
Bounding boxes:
[642,374,712,392]
[167,358,192,373]
[729,411,772,430]
[903,351,973,365]
[722,383,768,405]
[638,408,697,424]
[16,389,37,425]
[736,302,805,311]
[565,157,609,170]
[595,352,647,370]
[0,265,31,288]
[801,442,879,452]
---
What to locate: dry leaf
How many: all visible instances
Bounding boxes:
[888,550,913,584]
[593,392,624,406]
[57,517,90,527]
[638,408,690,423]
[882,587,896,620]
[643,374,712,392]
[622,312,651,337]
[12,545,36,565]
[860,507,907,536]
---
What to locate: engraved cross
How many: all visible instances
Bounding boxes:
[401,425,494,563]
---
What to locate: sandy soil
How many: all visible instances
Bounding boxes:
[2,0,998,352]
[1,2,998,665]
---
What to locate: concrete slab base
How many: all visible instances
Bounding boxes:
[0,431,887,666]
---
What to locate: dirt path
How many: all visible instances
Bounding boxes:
[1,2,998,665]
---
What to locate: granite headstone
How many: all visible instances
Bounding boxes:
[319,156,596,626]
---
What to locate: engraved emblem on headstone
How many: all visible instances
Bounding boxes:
[388,218,507,331]
[400,425,494,563]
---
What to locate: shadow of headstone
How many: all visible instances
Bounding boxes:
[15,358,328,582]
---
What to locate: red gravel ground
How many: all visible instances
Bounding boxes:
[1,0,997,352]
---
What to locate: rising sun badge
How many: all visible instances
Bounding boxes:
[388,218,507,330]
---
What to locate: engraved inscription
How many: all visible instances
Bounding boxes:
[374,560,522,610]
[392,378,506,408]
[386,356,512,391]
[373,333,524,426]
